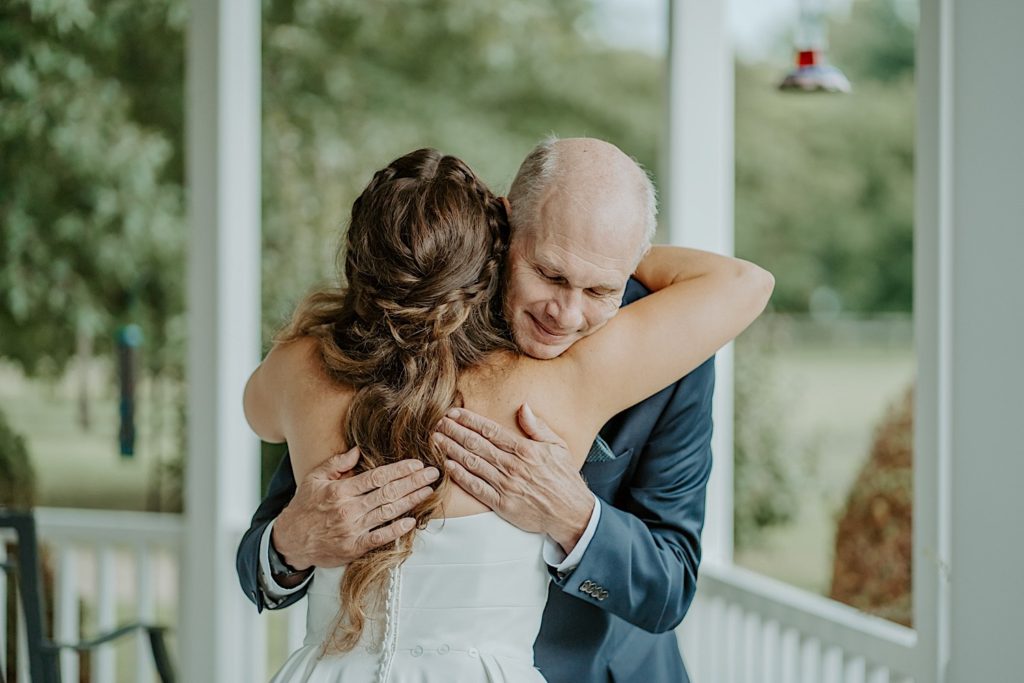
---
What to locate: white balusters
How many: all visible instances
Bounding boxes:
[135,543,155,683]
[33,507,187,682]
[2,509,316,682]
[56,543,80,681]
[780,626,800,682]
[822,644,844,683]
[843,654,866,682]
[676,589,704,678]
[707,596,726,675]
[724,603,743,683]
[800,636,822,683]
[762,618,781,683]
[741,611,761,683]
[681,563,918,683]
[866,663,891,683]
[92,543,116,682]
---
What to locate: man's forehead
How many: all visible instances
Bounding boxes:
[537,191,639,245]
[539,175,644,235]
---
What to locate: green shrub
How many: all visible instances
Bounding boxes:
[733,331,804,549]
[0,407,36,508]
[829,385,913,626]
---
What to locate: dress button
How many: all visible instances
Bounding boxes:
[468,647,479,658]
[438,644,450,655]
[412,645,424,657]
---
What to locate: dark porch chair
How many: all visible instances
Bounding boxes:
[0,509,176,683]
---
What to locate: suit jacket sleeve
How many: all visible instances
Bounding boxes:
[236,452,306,612]
[550,356,715,633]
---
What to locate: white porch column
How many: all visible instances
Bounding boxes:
[184,1,263,681]
[665,0,735,565]
[916,1,1024,681]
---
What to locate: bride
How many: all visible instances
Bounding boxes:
[244,147,773,681]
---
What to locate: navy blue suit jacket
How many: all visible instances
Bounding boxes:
[236,278,714,682]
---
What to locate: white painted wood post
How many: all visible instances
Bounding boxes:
[665,0,735,566]
[183,1,263,681]
[916,1,1024,682]
[912,1,952,680]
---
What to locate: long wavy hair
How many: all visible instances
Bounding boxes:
[278,148,517,653]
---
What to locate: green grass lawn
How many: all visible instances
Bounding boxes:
[733,341,915,595]
[0,360,181,511]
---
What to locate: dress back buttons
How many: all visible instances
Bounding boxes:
[411,645,424,657]
[438,644,451,655]
[468,647,479,658]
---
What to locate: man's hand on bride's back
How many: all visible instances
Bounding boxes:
[272,447,440,571]
[433,405,595,555]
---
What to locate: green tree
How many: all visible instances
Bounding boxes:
[829,0,916,84]
[0,0,186,377]
[2,0,665,377]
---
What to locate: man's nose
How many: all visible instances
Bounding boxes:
[544,289,584,331]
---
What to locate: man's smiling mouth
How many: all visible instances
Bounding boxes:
[528,314,574,342]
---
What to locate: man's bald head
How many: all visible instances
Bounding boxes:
[507,137,657,264]
[502,137,658,359]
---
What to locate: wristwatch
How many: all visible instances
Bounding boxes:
[268,539,313,582]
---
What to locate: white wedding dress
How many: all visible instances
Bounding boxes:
[270,512,549,682]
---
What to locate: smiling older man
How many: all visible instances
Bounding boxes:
[237,137,714,682]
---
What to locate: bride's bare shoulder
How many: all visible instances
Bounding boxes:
[243,336,352,443]
[469,353,601,462]
[275,336,337,389]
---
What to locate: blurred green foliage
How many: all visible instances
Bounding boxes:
[733,331,803,549]
[0,406,36,508]
[1,0,915,373]
[0,0,186,378]
[1,0,663,377]
[735,0,915,314]
[732,0,915,545]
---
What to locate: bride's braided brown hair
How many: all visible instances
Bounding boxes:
[278,148,517,653]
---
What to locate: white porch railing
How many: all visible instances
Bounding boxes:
[679,562,918,683]
[37,507,183,683]
[1,507,305,683]
[4,508,921,682]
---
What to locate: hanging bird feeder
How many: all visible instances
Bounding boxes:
[117,323,143,458]
[778,0,852,93]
